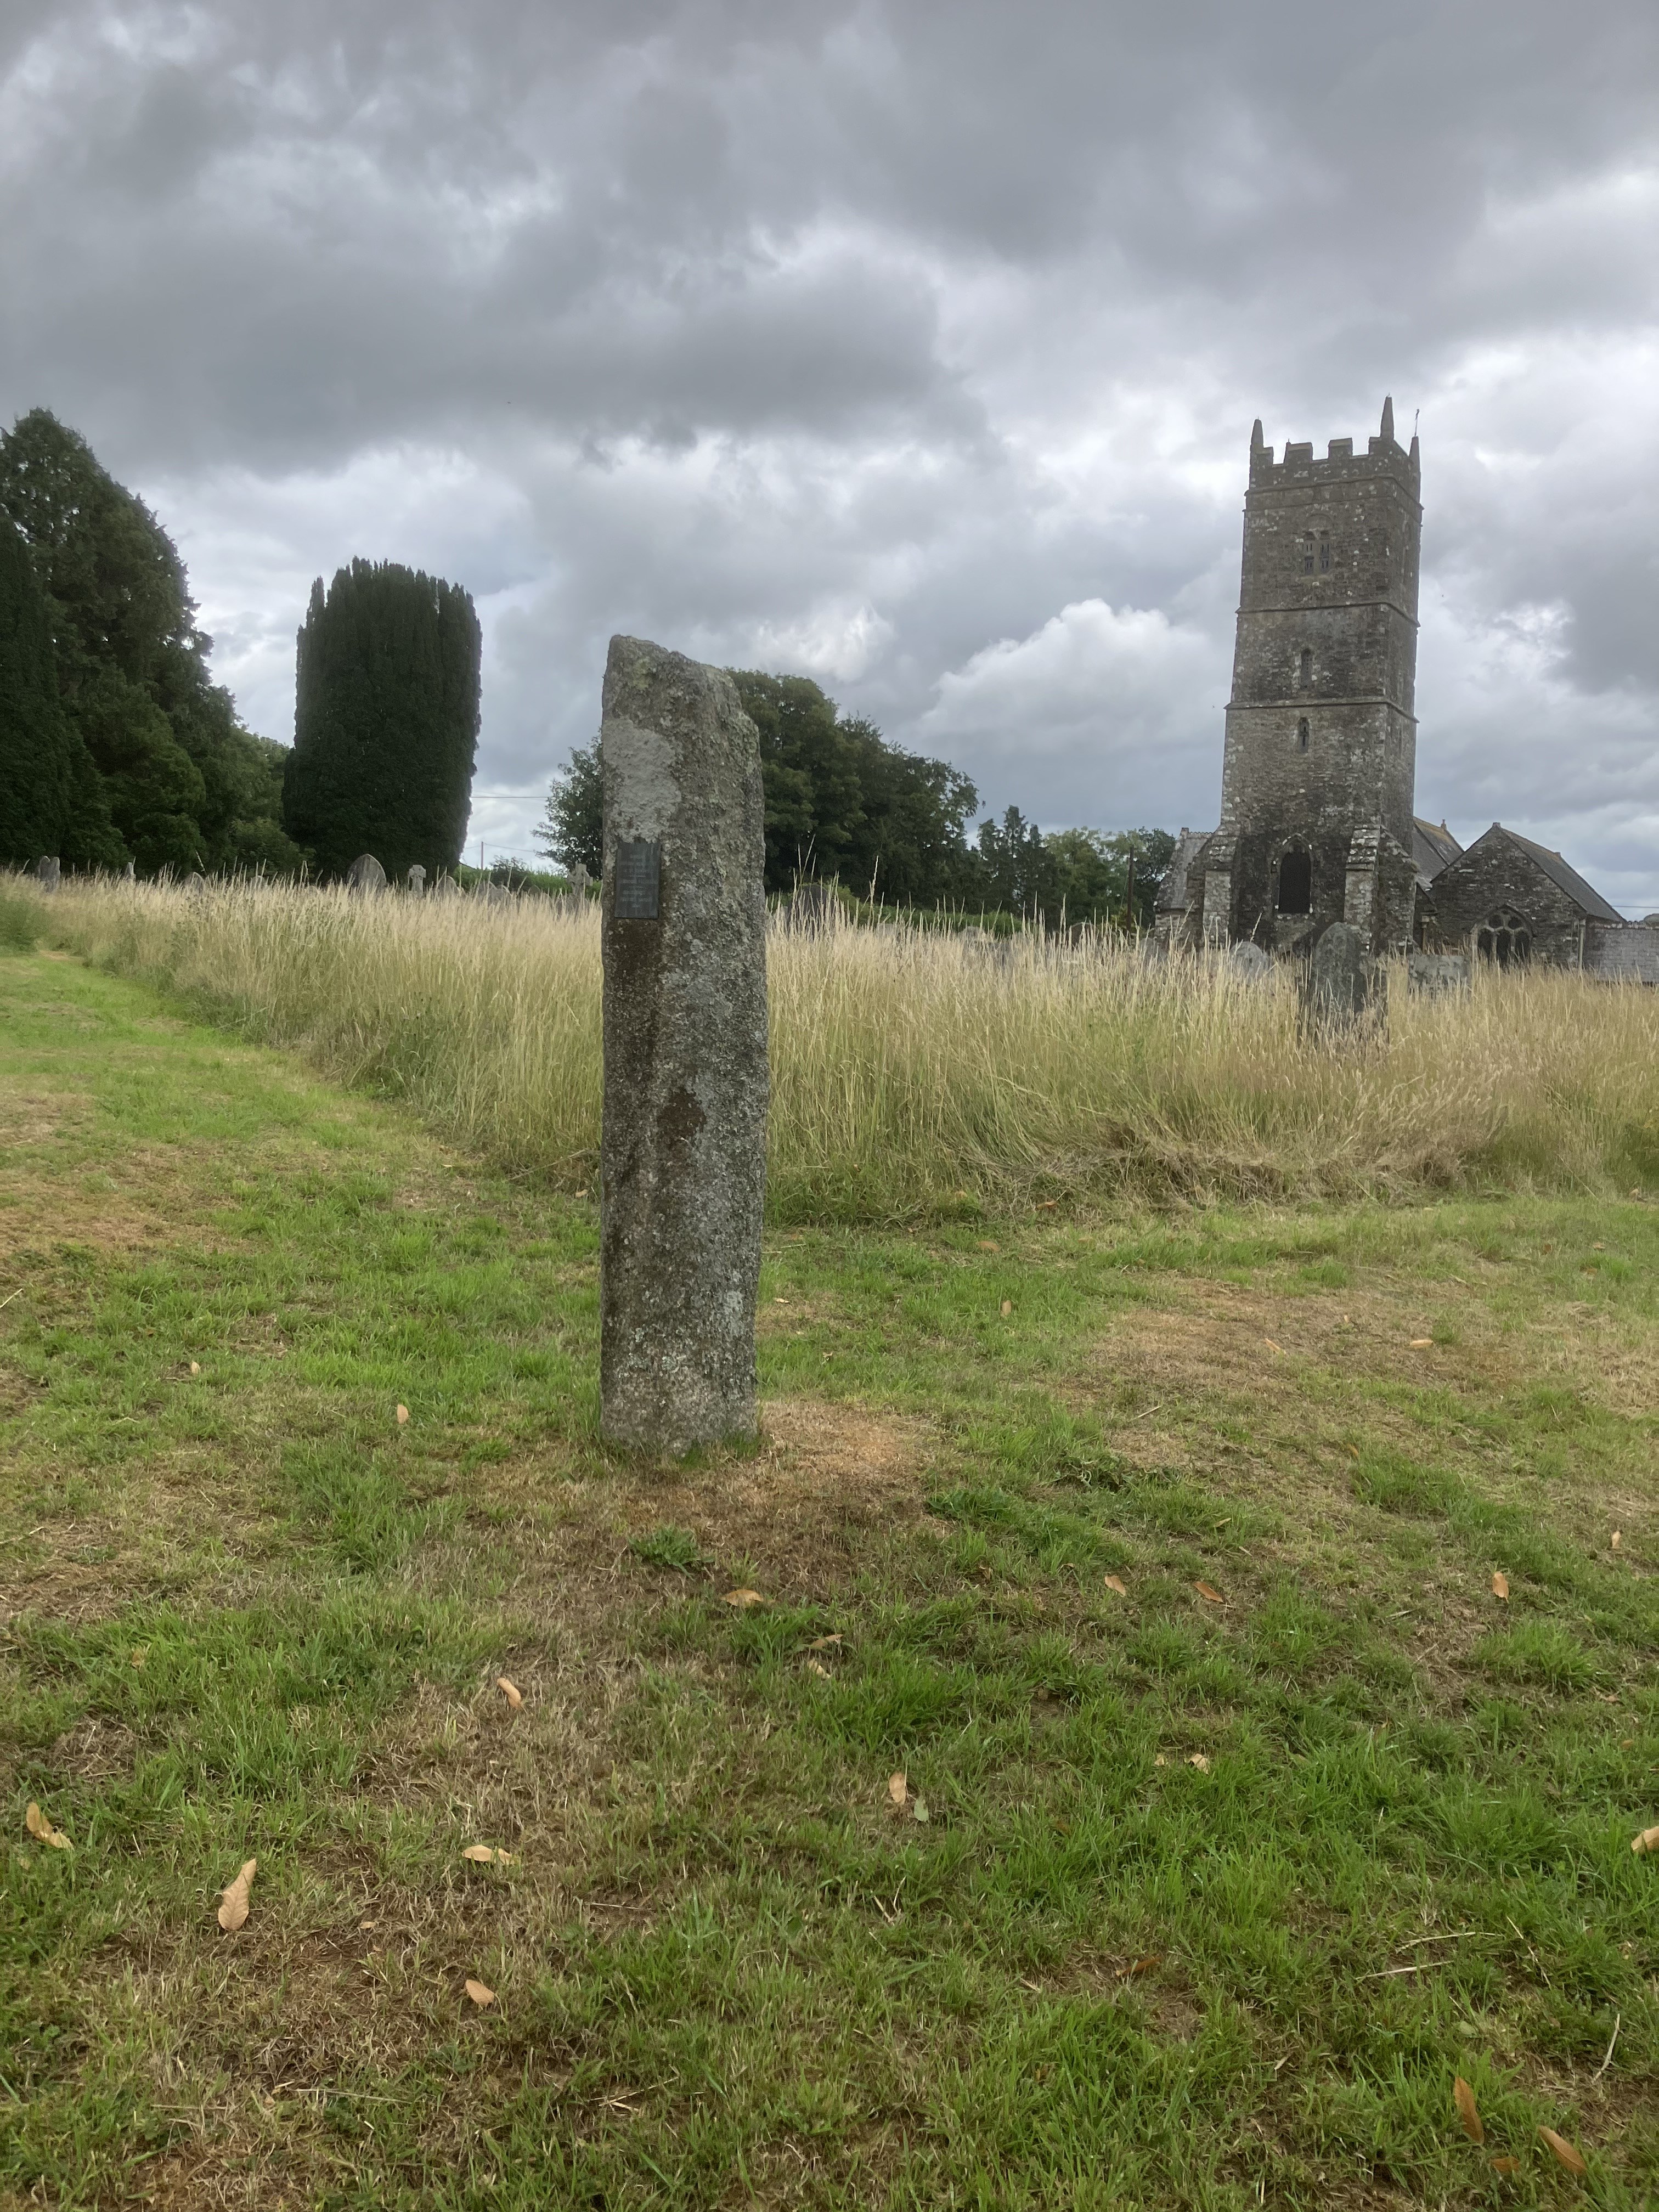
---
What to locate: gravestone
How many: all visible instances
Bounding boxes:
[1304,921,1374,1032]
[36,856,60,891]
[475,879,511,906]
[346,853,387,894]
[784,881,835,932]
[599,634,768,1453]
[407,864,426,895]
[430,873,458,899]
[567,861,590,904]
[1226,940,1273,985]
[1406,949,1469,997]
[121,861,135,882]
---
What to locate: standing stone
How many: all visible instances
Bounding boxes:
[785,881,836,932]
[121,861,135,882]
[1304,921,1375,1032]
[568,861,590,903]
[346,853,387,894]
[599,635,768,1452]
[36,856,60,891]
[407,864,426,895]
[1225,940,1273,985]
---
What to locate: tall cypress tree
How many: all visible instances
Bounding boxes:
[283,560,482,881]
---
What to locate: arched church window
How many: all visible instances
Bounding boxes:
[1296,717,1310,752]
[1319,535,1331,572]
[1303,537,1316,573]
[1299,648,1313,686]
[1476,907,1532,970]
[1277,849,1312,916]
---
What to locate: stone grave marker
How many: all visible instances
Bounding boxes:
[599,634,768,1452]
[36,856,60,891]
[1304,920,1375,1033]
[346,853,387,894]
[407,864,426,895]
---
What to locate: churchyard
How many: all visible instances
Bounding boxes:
[1,868,1656,2208]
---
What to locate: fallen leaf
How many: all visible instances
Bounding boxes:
[464,1977,495,2007]
[1037,1199,1057,1210]
[977,1239,1000,1251]
[1630,1823,1659,1855]
[358,1918,376,1931]
[1104,1575,1127,1596]
[1000,1299,1012,1317]
[129,1647,147,1669]
[1193,1580,1224,1604]
[574,1187,588,1198]
[461,1844,516,1865]
[1187,1753,1211,1772]
[1454,2075,1485,2145]
[912,1796,930,1824]
[496,1675,523,1710]
[1120,1954,1163,1978]
[1620,1737,1635,1750]
[1347,1444,1361,1460]
[1153,1753,1169,1767]
[25,1802,70,1850]
[723,1588,765,1609]
[1538,2127,1586,2177]
[1410,1337,1434,1349]
[1492,1571,1510,1600]
[395,1403,409,1424]
[888,1771,909,1807]
[1611,1530,1622,1551]
[189,1360,200,1376]
[1490,2155,1520,2175]
[1263,1338,1283,1353]
[217,1857,257,1932]
[806,1659,831,1679]
[806,1633,843,1651]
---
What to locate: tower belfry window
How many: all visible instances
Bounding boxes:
[1302,537,1315,573]
[1296,717,1310,752]
[1319,535,1330,572]
[1299,648,1312,686]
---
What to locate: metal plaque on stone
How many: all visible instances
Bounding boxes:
[614,839,662,920]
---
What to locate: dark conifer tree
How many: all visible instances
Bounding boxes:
[283,560,482,880]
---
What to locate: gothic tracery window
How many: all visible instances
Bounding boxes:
[1476,907,1532,969]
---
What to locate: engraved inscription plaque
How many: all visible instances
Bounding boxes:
[614,838,662,920]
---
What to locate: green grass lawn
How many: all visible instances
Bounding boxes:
[1,945,1655,2210]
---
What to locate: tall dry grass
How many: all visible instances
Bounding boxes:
[6,870,1656,1219]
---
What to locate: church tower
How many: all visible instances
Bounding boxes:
[1197,398,1421,953]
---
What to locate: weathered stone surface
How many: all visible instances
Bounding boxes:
[407,864,426,894]
[430,872,458,899]
[600,634,768,1453]
[1406,949,1470,996]
[121,861,135,882]
[1225,940,1273,984]
[346,853,387,894]
[475,879,511,906]
[567,861,590,902]
[36,856,60,890]
[1304,920,1374,1030]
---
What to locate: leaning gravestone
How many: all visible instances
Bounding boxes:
[599,634,768,1453]
[1304,921,1374,1032]
[346,853,387,894]
[1406,949,1469,997]
[407,864,426,895]
[36,856,60,891]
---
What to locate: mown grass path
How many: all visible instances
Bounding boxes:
[1,946,1655,2209]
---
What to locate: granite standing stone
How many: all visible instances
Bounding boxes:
[567,861,590,904]
[1304,920,1375,1031]
[407,864,426,895]
[36,856,60,891]
[346,853,387,894]
[599,634,768,1452]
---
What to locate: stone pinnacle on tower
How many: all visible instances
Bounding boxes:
[1380,394,1395,444]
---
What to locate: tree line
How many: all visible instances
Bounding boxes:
[0,409,481,883]
[2,408,1171,921]
[538,671,1175,928]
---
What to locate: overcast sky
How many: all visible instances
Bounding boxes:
[4,0,1657,911]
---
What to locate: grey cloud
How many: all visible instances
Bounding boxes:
[4,0,1657,904]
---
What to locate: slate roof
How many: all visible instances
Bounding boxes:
[1411,817,1462,884]
[1495,826,1626,924]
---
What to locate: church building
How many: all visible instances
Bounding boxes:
[1157,402,1658,980]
